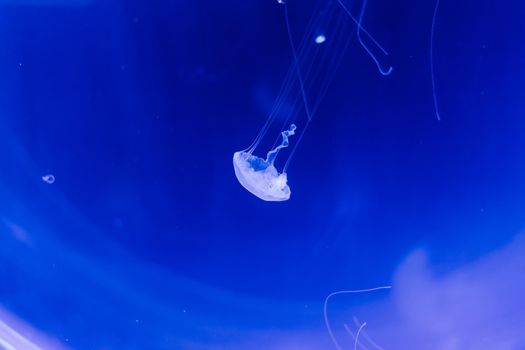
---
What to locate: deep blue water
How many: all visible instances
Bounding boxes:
[1,0,525,349]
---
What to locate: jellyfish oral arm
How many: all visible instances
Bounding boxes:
[265,124,296,165]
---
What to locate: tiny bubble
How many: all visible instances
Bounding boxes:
[315,34,326,44]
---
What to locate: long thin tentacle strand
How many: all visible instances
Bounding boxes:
[430,0,442,121]
[356,0,393,75]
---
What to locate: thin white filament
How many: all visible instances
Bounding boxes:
[430,0,442,121]
[324,286,391,350]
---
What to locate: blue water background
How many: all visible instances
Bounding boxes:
[1,0,524,349]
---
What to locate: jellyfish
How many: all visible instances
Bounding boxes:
[42,174,55,184]
[233,0,392,201]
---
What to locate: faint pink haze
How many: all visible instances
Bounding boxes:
[186,231,525,350]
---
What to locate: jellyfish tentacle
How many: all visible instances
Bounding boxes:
[273,1,342,153]
[247,1,328,154]
[336,0,389,56]
[430,0,441,121]
[345,321,368,350]
[356,0,393,76]
[324,286,391,350]
[283,2,313,121]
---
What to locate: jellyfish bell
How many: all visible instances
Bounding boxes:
[233,0,392,201]
[233,152,290,202]
[233,124,296,202]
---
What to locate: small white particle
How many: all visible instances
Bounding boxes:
[315,34,326,44]
[42,174,55,184]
